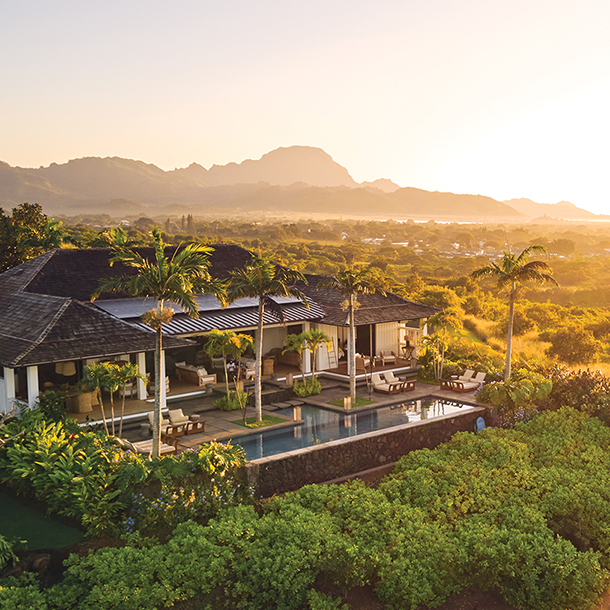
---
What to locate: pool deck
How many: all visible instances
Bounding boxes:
[120,379,482,453]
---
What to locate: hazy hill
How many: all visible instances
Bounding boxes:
[0,146,595,221]
[361,178,402,193]
[503,198,596,220]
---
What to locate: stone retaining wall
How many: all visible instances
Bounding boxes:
[246,406,487,498]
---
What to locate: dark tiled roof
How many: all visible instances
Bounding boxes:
[15,302,193,367]
[0,245,436,367]
[0,296,193,368]
[18,244,253,302]
[297,274,439,326]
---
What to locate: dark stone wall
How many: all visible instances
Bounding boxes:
[247,407,487,498]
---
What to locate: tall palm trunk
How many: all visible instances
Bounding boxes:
[97,390,109,435]
[119,387,127,438]
[348,294,356,402]
[505,293,515,381]
[152,300,163,458]
[254,299,264,422]
[223,354,230,398]
[109,391,116,436]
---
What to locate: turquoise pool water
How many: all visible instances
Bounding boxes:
[235,396,476,460]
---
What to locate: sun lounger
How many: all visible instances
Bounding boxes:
[383,371,401,384]
[118,436,177,456]
[371,373,402,394]
[458,369,474,382]
[383,371,415,392]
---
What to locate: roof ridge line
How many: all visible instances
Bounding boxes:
[12,296,72,367]
[18,250,56,293]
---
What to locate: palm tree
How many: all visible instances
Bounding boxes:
[471,245,557,380]
[82,362,115,436]
[113,363,146,437]
[283,332,308,380]
[204,329,253,408]
[422,307,463,380]
[318,267,384,403]
[92,228,226,457]
[227,255,308,422]
[304,329,332,382]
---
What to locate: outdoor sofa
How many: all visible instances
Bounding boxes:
[175,362,217,388]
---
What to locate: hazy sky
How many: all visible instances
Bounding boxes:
[2,1,610,214]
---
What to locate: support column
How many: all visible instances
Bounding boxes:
[26,365,39,409]
[4,368,16,412]
[136,352,147,400]
[160,350,167,409]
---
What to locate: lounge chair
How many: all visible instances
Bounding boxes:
[383,371,415,393]
[383,371,401,384]
[458,369,474,382]
[371,373,402,395]
[119,382,136,398]
[379,351,397,366]
[472,372,487,384]
[118,437,177,456]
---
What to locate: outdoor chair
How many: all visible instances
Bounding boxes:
[148,375,170,394]
[379,350,397,366]
[371,373,402,395]
[167,409,190,435]
[472,372,487,384]
[119,382,136,398]
[458,369,474,382]
[383,371,415,393]
[147,411,170,434]
[118,437,177,456]
[383,371,401,384]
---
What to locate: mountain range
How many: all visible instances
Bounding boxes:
[0,146,601,221]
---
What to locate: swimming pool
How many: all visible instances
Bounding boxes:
[235,396,476,460]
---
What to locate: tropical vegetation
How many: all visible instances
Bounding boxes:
[471,245,558,380]
[3,408,610,609]
[92,228,226,456]
[318,267,383,402]
[227,254,308,422]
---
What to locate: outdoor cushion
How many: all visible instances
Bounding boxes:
[168,409,189,425]
[147,411,170,433]
[458,369,474,382]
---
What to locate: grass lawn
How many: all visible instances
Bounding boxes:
[231,414,287,428]
[0,490,83,550]
[328,397,376,408]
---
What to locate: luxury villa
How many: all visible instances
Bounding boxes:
[0,244,437,415]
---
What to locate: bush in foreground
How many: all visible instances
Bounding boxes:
[2,408,610,610]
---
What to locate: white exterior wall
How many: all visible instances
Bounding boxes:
[376,322,400,355]
[262,326,287,355]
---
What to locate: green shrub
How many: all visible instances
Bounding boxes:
[214,389,250,411]
[0,574,48,610]
[0,534,19,571]
[293,377,321,397]
[0,410,252,538]
[475,368,552,427]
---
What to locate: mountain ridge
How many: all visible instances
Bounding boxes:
[0,146,597,221]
